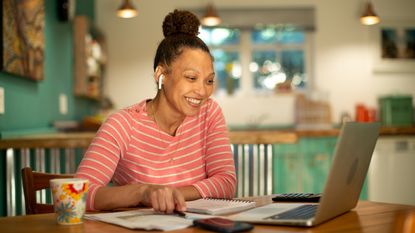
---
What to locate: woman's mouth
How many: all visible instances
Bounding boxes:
[186,97,202,106]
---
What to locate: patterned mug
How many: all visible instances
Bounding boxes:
[50,178,89,225]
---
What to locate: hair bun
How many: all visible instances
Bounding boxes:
[162,10,200,37]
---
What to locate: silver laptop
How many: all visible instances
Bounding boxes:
[230,122,381,227]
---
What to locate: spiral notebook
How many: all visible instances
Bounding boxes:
[186,198,256,215]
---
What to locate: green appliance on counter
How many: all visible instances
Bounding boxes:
[379,95,414,127]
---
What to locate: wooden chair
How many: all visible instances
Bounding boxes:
[21,167,73,215]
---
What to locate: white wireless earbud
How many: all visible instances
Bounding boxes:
[158,74,164,90]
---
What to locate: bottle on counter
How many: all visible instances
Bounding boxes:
[356,104,369,122]
[355,104,377,122]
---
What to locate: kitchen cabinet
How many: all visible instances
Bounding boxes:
[272,137,341,195]
[368,136,415,205]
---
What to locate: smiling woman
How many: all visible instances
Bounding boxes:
[74,9,236,214]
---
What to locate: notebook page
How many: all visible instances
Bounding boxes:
[186,198,256,215]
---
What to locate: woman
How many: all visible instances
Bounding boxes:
[75,9,236,213]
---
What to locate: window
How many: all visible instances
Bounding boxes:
[200,26,312,96]
[199,28,241,95]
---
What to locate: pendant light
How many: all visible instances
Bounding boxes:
[201,3,221,27]
[360,1,380,25]
[117,0,138,19]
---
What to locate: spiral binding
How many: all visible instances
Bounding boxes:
[203,198,254,204]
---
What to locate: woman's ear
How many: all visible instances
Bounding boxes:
[154,66,164,87]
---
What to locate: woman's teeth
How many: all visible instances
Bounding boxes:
[186,97,201,105]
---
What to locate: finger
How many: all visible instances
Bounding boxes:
[157,189,167,212]
[173,190,187,211]
[150,191,160,211]
[164,189,175,214]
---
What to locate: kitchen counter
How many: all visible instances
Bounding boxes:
[229,126,415,144]
[1,126,414,149]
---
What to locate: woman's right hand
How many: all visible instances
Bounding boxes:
[139,184,186,213]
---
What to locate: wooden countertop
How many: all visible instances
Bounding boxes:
[292,126,415,137]
[0,132,95,149]
[1,126,414,149]
[379,126,415,135]
[230,126,415,139]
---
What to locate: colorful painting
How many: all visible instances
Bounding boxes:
[1,0,45,81]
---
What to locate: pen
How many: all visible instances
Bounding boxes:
[173,210,186,217]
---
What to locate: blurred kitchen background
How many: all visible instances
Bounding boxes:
[96,0,415,130]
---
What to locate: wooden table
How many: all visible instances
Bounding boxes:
[1,196,415,233]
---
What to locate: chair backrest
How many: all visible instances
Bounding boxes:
[21,167,73,215]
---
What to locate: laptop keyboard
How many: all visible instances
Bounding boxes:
[268,205,318,220]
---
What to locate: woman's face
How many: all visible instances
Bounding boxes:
[162,48,215,117]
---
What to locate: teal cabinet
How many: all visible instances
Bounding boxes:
[272,137,337,194]
[271,137,368,200]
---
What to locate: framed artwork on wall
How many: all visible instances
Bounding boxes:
[73,15,106,100]
[372,21,415,73]
[0,0,45,81]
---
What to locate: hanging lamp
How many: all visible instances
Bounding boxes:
[201,3,221,27]
[117,0,138,19]
[360,1,380,25]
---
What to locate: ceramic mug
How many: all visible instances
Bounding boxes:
[50,178,89,225]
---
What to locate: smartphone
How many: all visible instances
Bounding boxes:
[193,217,254,233]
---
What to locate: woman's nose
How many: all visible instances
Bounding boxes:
[194,82,207,96]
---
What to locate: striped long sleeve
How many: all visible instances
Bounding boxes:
[75,99,236,210]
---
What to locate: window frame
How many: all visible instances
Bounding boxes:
[203,27,314,98]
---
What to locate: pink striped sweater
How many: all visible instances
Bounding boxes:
[75,99,236,210]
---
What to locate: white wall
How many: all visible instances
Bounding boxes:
[96,0,415,127]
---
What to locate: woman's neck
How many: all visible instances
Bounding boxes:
[149,97,185,136]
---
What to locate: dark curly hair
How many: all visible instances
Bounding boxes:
[153,9,212,71]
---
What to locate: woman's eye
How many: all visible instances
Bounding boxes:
[207,79,215,85]
[186,76,197,81]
